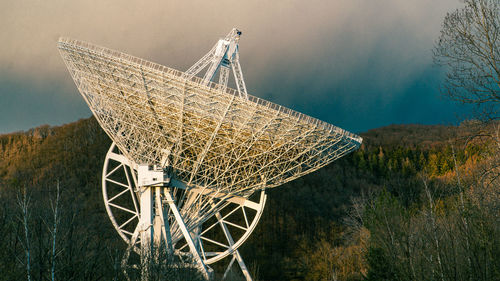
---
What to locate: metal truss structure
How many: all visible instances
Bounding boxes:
[184,28,248,99]
[58,29,362,280]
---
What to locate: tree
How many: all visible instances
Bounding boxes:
[17,188,32,281]
[434,0,500,120]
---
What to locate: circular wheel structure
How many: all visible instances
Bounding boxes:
[102,142,267,266]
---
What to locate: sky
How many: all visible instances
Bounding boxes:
[0,0,469,134]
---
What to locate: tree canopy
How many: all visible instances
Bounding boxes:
[434,0,500,120]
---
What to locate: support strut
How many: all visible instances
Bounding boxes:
[184,28,248,99]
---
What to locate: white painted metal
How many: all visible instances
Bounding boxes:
[185,28,247,99]
[164,190,210,278]
[138,165,169,187]
[59,28,362,280]
[102,145,140,248]
[58,35,362,202]
[215,211,251,280]
[139,186,153,257]
[102,143,267,279]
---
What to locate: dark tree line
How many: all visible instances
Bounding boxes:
[1,115,491,280]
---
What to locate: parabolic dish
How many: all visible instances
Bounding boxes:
[58,37,362,197]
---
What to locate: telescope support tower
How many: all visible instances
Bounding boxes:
[184,28,248,99]
[102,143,266,280]
[137,182,210,278]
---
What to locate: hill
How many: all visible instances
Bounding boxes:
[0,118,498,280]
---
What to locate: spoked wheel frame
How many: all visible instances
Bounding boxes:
[102,142,267,268]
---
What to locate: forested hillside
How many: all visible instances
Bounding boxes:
[0,118,498,280]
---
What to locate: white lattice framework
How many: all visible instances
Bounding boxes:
[57,33,362,279]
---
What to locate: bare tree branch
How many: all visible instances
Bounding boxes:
[434,0,500,120]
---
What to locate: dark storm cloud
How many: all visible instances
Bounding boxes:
[0,71,91,133]
[0,0,464,134]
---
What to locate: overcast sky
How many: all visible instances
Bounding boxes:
[0,0,469,134]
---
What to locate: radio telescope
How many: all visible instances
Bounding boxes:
[58,28,362,280]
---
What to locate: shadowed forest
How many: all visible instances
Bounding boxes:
[0,118,498,280]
